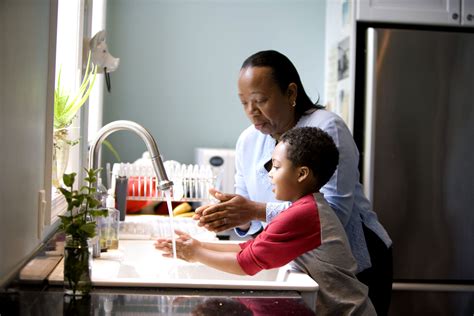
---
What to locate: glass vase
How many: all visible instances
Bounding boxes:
[52,129,71,189]
[64,235,92,297]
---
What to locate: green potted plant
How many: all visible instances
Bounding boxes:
[52,53,97,188]
[59,168,107,296]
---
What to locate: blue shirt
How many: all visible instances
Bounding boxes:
[234,109,392,272]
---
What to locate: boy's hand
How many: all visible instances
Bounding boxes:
[154,229,202,262]
[154,237,173,253]
[174,229,202,262]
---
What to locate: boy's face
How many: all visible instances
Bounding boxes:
[269,142,301,202]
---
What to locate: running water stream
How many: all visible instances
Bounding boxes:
[164,190,177,260]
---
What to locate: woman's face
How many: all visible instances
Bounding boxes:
[269,142,300,202]
[238,66,297,139]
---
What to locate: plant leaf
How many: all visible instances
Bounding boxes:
[58,167,108,240]
[87,197,101,208]
[90,209,108,217]
[63,173,76,187]
[103,140,122,162]
[80,222,97,236]
[53,52,98,130]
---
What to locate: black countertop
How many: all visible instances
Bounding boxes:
[1,286,315,315]
[0,287,314,316]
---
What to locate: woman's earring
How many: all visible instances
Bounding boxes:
[292,101,296,107]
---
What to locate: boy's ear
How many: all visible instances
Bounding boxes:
[297,166,310,183]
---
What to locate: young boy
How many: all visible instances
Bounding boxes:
[155,127,375,315]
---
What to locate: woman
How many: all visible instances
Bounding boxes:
[195,50,392,315]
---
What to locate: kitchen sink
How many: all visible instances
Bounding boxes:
[48,239,318,311]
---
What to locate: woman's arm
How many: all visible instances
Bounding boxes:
[318,118,359,227]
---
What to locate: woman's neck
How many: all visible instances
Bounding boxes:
[271,117,297,141]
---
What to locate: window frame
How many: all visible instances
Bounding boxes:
[47,0,94,225]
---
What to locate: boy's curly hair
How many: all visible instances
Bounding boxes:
[280,127,339,190]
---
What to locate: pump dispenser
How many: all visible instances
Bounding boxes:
[96,178,108,207]
[105,190,120,249]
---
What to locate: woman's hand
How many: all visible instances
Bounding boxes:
[154,229,202,262]
[193,188,266,232]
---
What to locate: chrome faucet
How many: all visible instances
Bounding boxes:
[88,120,173,258]
[88,120,173,191]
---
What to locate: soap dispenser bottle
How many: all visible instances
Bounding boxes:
[96,178,108,207]
[105,190,120,250]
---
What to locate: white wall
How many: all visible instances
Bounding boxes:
[102,0,326,164]
[324,0,356,130]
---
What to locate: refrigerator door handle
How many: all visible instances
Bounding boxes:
[393,282,474,292]
[363,27,377,202]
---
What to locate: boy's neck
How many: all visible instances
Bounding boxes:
[291,188,319,203]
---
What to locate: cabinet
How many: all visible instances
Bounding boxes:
[357,0,474,27]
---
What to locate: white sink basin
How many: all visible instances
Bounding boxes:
[49,239,318,311]
[94,240,317,287]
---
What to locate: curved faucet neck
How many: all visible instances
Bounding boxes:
[88,120,173,190]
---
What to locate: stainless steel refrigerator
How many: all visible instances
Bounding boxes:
[354,24,474,315]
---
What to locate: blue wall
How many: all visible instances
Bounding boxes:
[104,0,326,164]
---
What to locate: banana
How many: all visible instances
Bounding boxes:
[175,212,195,218]
[173,202,192,216]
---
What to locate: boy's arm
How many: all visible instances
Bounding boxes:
[200,241,242,252]
[194,241,246,274]
[194,248,246,275]
[156,230,246,275]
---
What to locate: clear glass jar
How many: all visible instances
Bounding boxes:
[63,235,92,296]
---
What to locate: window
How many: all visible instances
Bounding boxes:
[49,0,105,224]
[88,0,107,142]
[46,0,87,222]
